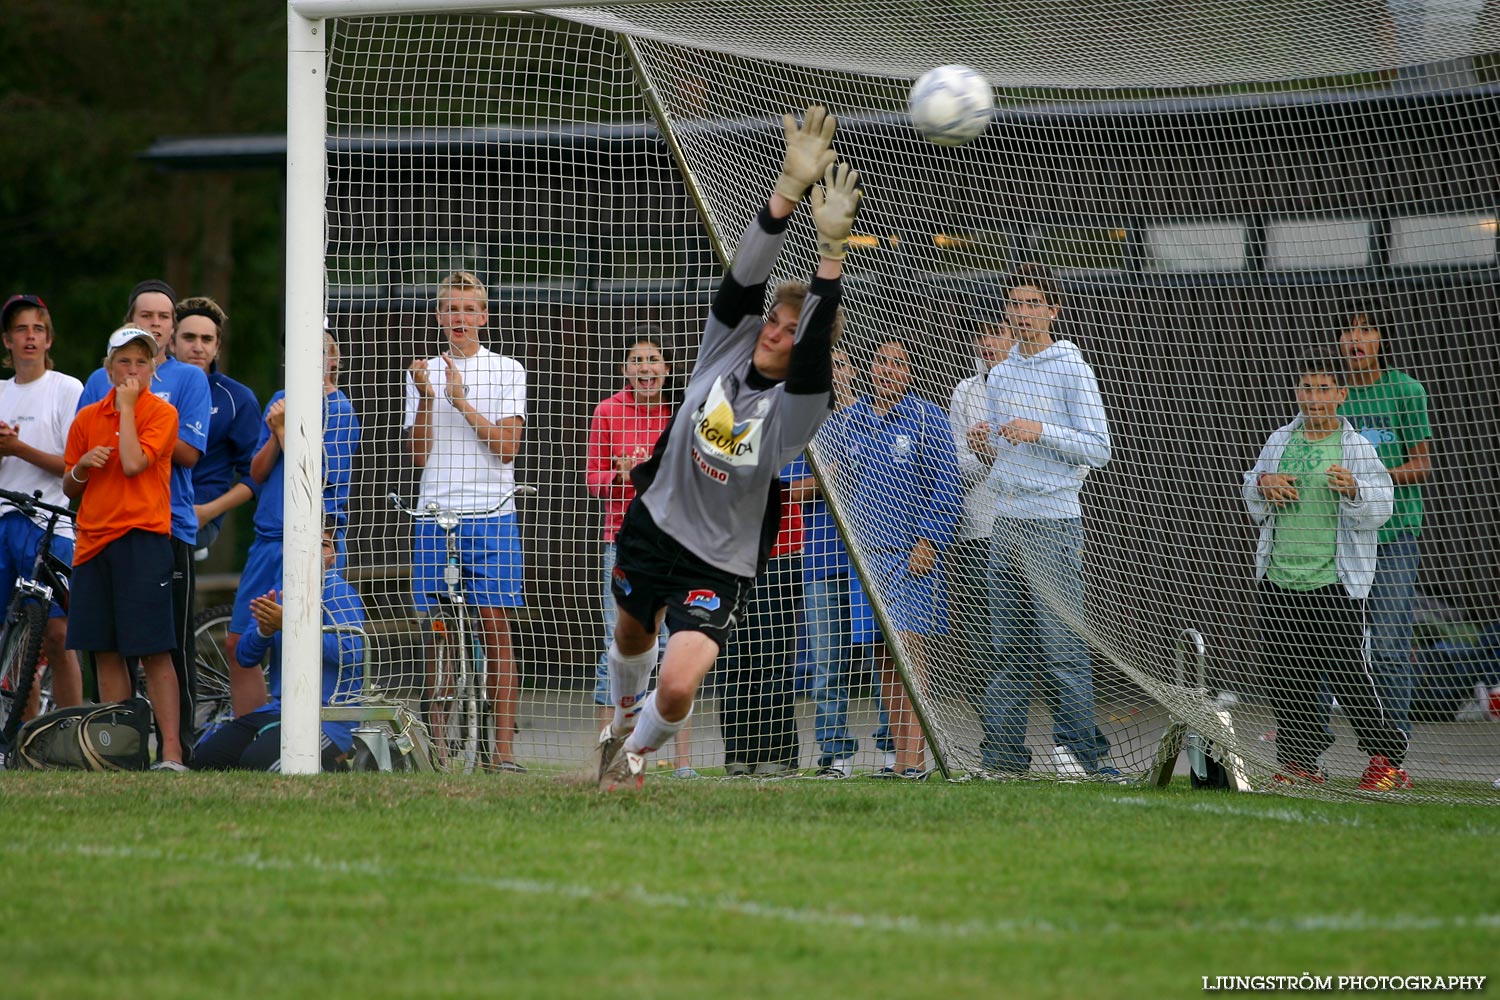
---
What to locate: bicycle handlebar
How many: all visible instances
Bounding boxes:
[0,487,76,522]
[388,484,538,520]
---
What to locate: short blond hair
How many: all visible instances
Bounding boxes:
[438,270,489,305]
[771,281,807,317]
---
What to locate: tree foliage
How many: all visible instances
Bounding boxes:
[0,0,289,573]
[0,0,286,383]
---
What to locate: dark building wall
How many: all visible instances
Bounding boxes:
[322,87,1500,693]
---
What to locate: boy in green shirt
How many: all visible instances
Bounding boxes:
[1243,351,1410,791]
[1338,305,1432,736]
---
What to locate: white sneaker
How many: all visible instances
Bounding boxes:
[1455,684,1497,723]
[599,743,646,792]
[596,724,626,784]
[1051,745,1089,779]
[833,757,852,778]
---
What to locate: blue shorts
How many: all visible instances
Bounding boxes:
[231,535,283,636]
[412,515,524,612]
[66,530,176,657]
[860,548,947,638]
[0,512,73,619]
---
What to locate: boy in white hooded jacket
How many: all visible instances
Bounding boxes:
[1244,350,1410,791]
[976,265,1116,778]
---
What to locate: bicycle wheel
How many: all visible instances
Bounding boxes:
[425,616,471,773]
[458,615,481,775]
[190,603,239,742]
[32,663,54,719]
[0,599,48,745]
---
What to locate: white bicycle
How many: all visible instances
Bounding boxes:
[391,485,535,773]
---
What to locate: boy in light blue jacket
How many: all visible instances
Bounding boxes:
[1243,350,1410,791]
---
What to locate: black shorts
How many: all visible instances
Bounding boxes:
[610,500,754,650]
[66,530,177,658]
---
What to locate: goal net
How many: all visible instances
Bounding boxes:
[300,1,1500,802]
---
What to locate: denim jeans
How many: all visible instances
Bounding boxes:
[719,555,803,769]
[948,537,998,702]
[1368,533,1419,736]
[805,573,892,763]
[806,574,857,760]
[979,518,1108,772]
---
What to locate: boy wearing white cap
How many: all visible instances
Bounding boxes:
[63,328,184,770]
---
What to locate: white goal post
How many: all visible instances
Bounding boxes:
[279,0,1500,801]
[282,6,329,774]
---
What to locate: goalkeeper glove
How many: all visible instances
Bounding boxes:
[775,105,837,204]
[810,162,862,261]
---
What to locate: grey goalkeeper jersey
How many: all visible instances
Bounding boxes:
[636,208,839,578]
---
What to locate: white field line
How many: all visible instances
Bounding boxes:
[1108,793,1500,836]
[18,840,1500,940]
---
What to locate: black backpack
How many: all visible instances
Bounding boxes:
[6,698,153,771]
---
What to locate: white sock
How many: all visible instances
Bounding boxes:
[624,691,689,756]
[608,642,657,735]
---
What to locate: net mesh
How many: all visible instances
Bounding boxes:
[315,6,1500,801]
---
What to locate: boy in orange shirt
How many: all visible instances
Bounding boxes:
[63,327,184,769]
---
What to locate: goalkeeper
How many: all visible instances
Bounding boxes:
[597,106,859,790]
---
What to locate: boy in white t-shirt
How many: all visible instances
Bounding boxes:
[403,271,527,771]
[0,294,84,712]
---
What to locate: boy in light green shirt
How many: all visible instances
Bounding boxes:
[1244,351,1409,791]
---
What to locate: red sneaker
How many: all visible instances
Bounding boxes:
[1357,755,1412,791]
[1272,762,1327,785]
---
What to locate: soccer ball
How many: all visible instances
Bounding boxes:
[908,64,993,147]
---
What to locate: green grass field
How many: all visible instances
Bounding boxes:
[5,774,1495,999]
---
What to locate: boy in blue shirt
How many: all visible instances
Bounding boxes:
[818,336,961,777]
[227,334,360,716]
[171,296,261,553]
[792,349,890,777]
[192,530,365,771]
